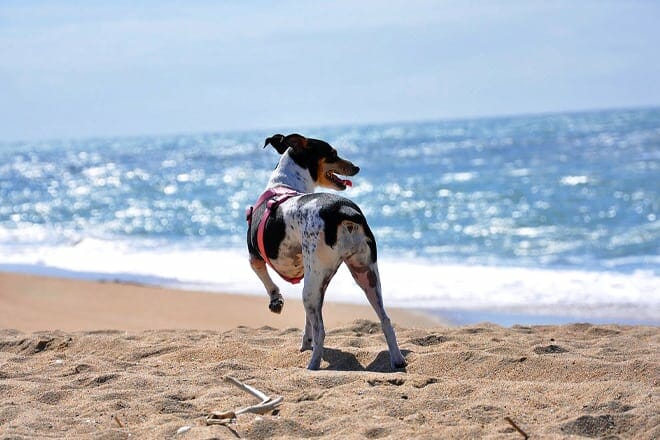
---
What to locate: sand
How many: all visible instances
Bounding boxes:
[1,272,658,439]
[0,272,440,332]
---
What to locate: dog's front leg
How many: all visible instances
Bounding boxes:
[249,254,284,313]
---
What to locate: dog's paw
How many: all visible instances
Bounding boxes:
[269,297,284,314]
[390,355,407,370]
[306,359,322,370]
[299,338,312,352]
[390,351,407,370]
[391,359,407,370]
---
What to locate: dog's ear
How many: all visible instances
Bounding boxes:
[264,134,289,154]
[264,133,309,154]
[283,133,308,153]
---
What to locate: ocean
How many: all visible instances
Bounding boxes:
[1,108,658,325]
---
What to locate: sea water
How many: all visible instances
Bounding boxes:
[1,108,658,324]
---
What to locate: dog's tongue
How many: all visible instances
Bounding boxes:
[343,179,353,187]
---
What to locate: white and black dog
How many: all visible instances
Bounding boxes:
[246,133,406,370]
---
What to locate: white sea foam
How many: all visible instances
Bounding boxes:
[442,171,476,183]
[1,239,658,323]
[560,175,590,186]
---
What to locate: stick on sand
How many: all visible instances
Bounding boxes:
[206,376,284,425]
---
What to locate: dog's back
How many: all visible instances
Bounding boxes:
[247,192,377,283]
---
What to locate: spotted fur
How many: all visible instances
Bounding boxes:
[247,133,406,370]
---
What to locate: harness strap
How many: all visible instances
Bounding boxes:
[247,186,303,284]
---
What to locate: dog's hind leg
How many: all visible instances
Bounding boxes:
[249,254,284,314]
[301,265,340,369]
[347,261,406,369]
[301,235,341,369]
[300,314,313,352]
[348,261,406,369]
[340,222,406,369]
[302,276,325,370]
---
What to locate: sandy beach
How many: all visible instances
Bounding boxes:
[1,272,658,439]
[0,272,440,332]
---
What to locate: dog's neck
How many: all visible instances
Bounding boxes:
[266,152,315,194]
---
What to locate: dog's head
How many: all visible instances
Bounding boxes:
[264,133,359,191]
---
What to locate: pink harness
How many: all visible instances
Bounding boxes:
[246,186,304,284]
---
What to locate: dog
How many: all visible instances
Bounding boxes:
[246,133,406,370]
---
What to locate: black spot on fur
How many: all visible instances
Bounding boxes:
[297,193,377,262]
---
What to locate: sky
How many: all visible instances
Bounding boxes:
[1,0,659,142]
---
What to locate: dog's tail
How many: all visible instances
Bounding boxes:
[264,134,289,154]
[338,218,378,267]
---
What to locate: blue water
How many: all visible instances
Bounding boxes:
[1,108,658,323]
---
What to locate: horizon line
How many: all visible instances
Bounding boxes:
[2,104,658,146]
